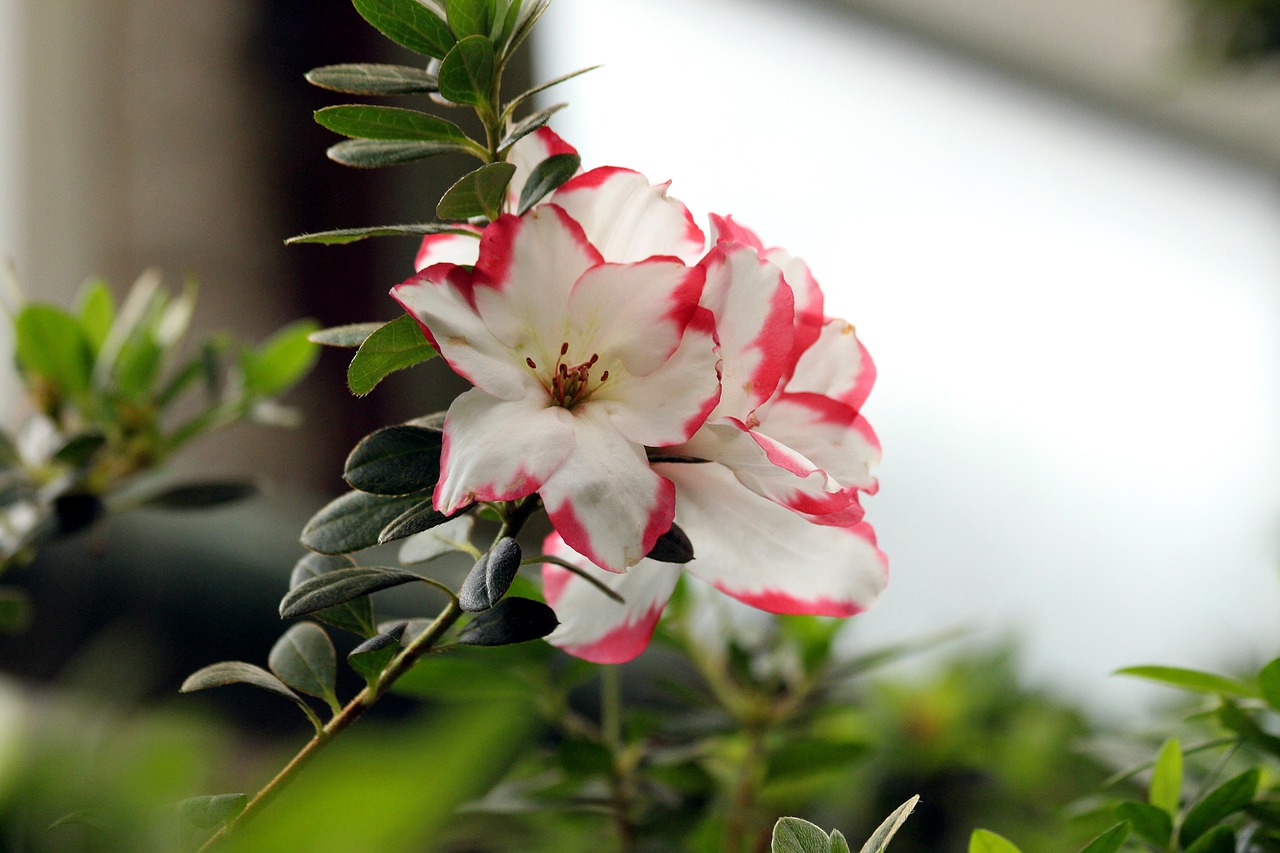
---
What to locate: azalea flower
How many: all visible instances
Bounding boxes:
[392,205,720,571]
[542,216,885,664]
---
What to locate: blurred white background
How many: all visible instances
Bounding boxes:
[538,0,1280,716]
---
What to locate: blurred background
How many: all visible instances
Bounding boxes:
[0,0,1279,846]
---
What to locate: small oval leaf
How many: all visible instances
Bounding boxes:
[437,35,495,107]
[859,795,919,853]
[351,0,456,59]
[349,622,406,682]
[517,153,581,215]
[1114,801,1172,848]
[347,314,438,397]
[437,162,516,222]
[301,490,427,554]
[269,622,339,707]
[344,424,443,496]
[290,552,376,638]
[458,537,522,611]
[307,322,384,348]
[379,501,470,544]
[500,102,566,150]
[306,63,438,95]
[280,566,423,620]
[771,817,830,853]
[327,138,480,168]
[456,597,558,646]
[968,830,1022,853]
[1180,767,1259,847]
[1116,665,1258,698]
[316,105,469,143]
[1149,738,1182,817]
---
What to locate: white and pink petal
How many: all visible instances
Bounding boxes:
[551,167,705,264]
[415,227,482,272]
[539,405,676,571]
[435,388,574,513]
[787,317,876,410]
[504,126,580,210]
[541,532,682,664]
[756,392,880,495]
[663,462,887,616]
[698,245,795,419]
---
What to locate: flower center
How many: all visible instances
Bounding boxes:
[527,341,610,409]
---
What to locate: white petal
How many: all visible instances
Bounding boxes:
[593,307,720,447]
[699,245,795,418]
[666,462,886,616]
[414,227,481,272]
[551,168,704,263]
[539,405,675,571]
[435,388,575,513]
[787,317,876,410]
[756,393,880,494]
[392,266,532,401]
[566,257,703,374]
[541,532,682,663]
[470,208,603,363]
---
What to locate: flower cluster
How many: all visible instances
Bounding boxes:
[393,129,885,663]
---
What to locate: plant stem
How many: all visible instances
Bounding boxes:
[723,721,769,853]
[197,500,538,850]
[601,665,637,853]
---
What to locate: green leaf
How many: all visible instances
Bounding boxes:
[379,500,466,544]
[179,793,248,830]
[458,537,521,611]
[305,63,438,95]
[0,588,31,634]
[301,490,428,554]
[1114,801,1172,848]
[859,796,919,853]
[15,303,94,397]
[1185,826,1235,853]
[436,162,515,221]
[499,102,566,150]
[504,65,600,117]
[437,35,495,107]
[327,138,479,168]
[492,0,524,51]
[140,480,257,509]
[771,817,830,853]
[269,622,339,710]
[347,314,438,396]
[352,0,456,58]
[1078,823,1129,853]
[316,105,470,145]
[348,622,406,682]
[76,278,115,354]
[1180,767,1259,846]
[1116,665,1258,698]
[344,424,443,496]
[52,433,106,468]
[241,319,320,397]
[280,565,424,620]
[456,597,557,646]
[1219,697,1280,756]
[1258,657,1280,712]
[1149,738,1182,816]
[287,223,478,246]
[446,0,493,38]
[308,322,384,348]
[830,831,851,853]
[968,830,1022,853]
[398,512,476,564]
[180,661,321,729]
[290,553,377,638]
[516,153,581,215]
